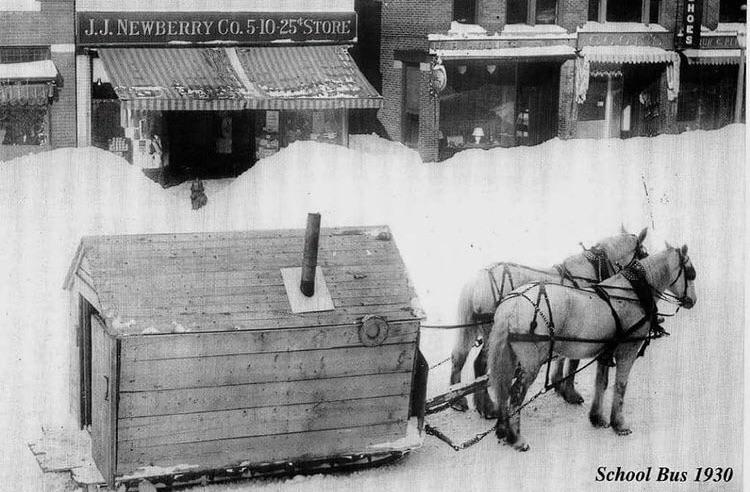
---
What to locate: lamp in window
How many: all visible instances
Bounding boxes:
[486,64,497,74]
[472,127,485,144]
[457,65,467,75]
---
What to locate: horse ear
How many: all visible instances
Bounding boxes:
[638,227,648,241]
[620,224,628,234]
[665,241,674,249]
[681,245,688,255]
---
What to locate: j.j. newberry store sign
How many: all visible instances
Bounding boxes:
[77,11,357,46]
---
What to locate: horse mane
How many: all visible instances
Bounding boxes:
[594,233,636,265]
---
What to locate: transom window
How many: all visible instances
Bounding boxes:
[507,0,558,25]
[588,0,661,23]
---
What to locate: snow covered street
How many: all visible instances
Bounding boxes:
[0,126,744,491]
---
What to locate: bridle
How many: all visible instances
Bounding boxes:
[656,248,695,309]
[596,233,650,277]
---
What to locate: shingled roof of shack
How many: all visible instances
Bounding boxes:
[63,226,423,337]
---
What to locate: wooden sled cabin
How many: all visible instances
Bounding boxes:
[63,221,427,487]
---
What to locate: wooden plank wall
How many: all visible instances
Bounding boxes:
[115,321,419,474]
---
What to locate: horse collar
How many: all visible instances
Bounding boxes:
[621,260,658,317]
[583,245,611,281]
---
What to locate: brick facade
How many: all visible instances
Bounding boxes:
[381,0,742,161]
[0,0,77,156]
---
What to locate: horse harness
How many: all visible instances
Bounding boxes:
[505,258,672,389]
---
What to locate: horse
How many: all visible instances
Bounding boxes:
[451,227,649,417]
[488,244,696,451]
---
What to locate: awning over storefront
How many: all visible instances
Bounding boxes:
[0,60,58,82]
[576,46,681,103]
[432,45,576,61]
[99,45,382,111]
[235,45,382,110]
[98,48,251,111]
[0,83,53,106]
[580,46,679,64]
[682,49,743,65]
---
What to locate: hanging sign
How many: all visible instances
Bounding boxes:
[676,0,703,49]
[77,11,357,46]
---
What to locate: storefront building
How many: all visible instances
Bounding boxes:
[75,0,381,182]
[0,0,76,161]
[380,0,745,161]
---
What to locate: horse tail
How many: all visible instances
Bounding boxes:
[488,308,517,410]
[451,279,480,376]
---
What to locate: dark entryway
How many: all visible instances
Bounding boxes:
[165,110,255,183]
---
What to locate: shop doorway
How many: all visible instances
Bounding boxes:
[166,111,254,183]
[621,64,663,137]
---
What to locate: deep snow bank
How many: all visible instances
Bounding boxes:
[0,125,745,490]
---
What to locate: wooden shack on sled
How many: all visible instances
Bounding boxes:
[62,221,427,488]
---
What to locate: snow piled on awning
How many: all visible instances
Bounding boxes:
[0,60,57,82]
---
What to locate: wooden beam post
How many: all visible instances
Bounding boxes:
[300,213,321,297]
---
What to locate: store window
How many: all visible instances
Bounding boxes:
[720,0,747,22]
[403,65,421,148]
[454,0,477,23]
[0,106,48,145]
[589,0,660,23]
[507,0,557,25]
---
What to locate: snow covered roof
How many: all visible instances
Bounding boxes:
[433,45,576,60]
[0,60,57,81]
[580,45,678,64]
[64,227,422,336]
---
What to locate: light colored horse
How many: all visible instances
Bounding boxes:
[451,228,649,416]
[488,244,696,451]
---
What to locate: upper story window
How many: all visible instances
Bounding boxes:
[507,0,558,24]
[720,0,747,22]
[0,47,50,64]
[454,0,477,23]
[588,0,661,24]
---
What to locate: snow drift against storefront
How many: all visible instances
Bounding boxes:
[0,127,745,490]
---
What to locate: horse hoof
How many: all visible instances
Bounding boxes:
[451,398,469,412]
[589,414,609,428]
[495,427,507,441]
[614,427,632,436]
[513,441,530,452]
[563,391,584,405]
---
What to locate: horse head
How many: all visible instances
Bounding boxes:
[663,243,697,309]
[595,227,649,272]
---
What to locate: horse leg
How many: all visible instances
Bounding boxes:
[505,357,541,452]
[449,327,474,412]
[489,325,516,442]
[474,343,499,419]
[588,359,610,428]
[609,348,638,435]
[559,359,584,405]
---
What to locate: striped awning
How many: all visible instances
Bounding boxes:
[99,46,382,111]
[0,83,53,106]
[99,48,249,111]
[581,46,679,64]
[682,49,743,65]
[235,45,382,110]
